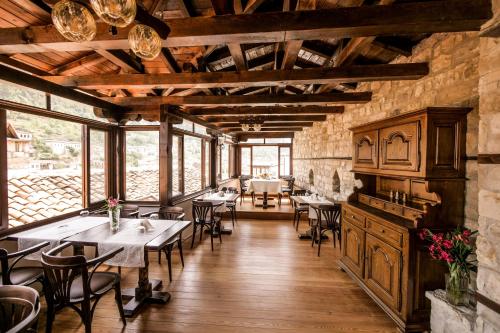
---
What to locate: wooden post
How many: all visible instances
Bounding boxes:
[0,109,7,230]
[210,136,218,189]
[82,125,90,208]
[117,127,126,200]
[159,105,172,206]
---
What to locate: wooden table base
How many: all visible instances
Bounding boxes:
[122,279,170,317]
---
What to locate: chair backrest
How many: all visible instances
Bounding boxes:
[41,247,90,308]
[227,187,237,193]
[0,285,40,333]
[192,200,215,223]
[220,187,228,192]
[0,242,49,286]
[121,204,139,218]
[287,178,295,189]
[157,206,184,220]
[292,189,307,196]
[312,204,341,227]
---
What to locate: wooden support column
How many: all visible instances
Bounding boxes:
[159,106,172,206]
[117,127,126,201]
[210,136,218,189]
[82,125,90,208]
[107,126,119,201]
[0,109,7,230]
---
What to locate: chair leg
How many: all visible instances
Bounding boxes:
[199,224,204,242]
[114,282,127,326]
[178,238,185,267]
[240,192,244,205]
[218,221,223,244]
[293,210,297,227]
[191,224,197,249]
[210,224,214,251]
[332,228,337,249]
[311,226,316,247]
[158,250,161,264]
[317,228,322,257]
[81,299,92,333]
[45,299,55,333]
[295,211,300,231]
[165,247,173,282]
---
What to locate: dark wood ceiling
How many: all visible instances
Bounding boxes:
[0,0,492,137]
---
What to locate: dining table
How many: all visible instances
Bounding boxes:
[290,196,341,239]
[247,178,282,208]
[196,191,239,235]
[9,216,191,317]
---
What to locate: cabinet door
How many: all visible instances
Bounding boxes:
[353,130,378,169]
[379,121,420,172]
[364,234,402,311]
[341,221,365,278]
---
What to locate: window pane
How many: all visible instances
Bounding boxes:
[252,146,279,178]
[90,130,106,203]
[221,144,229,180]
[280,147,291,177]
[184,135,202,194]
[204,141,210,188]
[246,138,264,143]
[241,147,251,176]
[51,95,100,120]
[7,111,82,227]
[125,131,159,201]
[194,123,207,135]
[0,80,46,108]
[172,135,182,197]
[174,119,193,132]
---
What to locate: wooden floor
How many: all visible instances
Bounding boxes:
[38,219,397,333]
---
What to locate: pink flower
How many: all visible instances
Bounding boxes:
[442,240,453,249]
[440,251,454,263]
[418,229,428,240]
[463,230,471,237]
[432,233,444,244]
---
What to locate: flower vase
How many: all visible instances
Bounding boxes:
[109,209,120,232]
[445,269,469,306]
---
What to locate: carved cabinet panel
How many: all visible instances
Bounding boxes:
[353,130,378,169]
[364,234,402,311]
[341,221,365,278]
[379,122,420,172]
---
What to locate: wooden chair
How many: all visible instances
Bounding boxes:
[0,242,49,287]
[291,190,309,230]
[279,177,295,205]
[142,206,186,282]
[41,243,126,333]
[239,176,254,205]
[310,204,341,256]
[0,285,40,333]
[225,187,238,227]
[191,200,223,251]
[120,204,140,218]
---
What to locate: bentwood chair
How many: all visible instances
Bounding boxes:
[292,190,309,230]
[279,177,295,205]
[191,200,223,251]
[41,243,126,333]
[0,285,40,333]
[0,242,49,287]
[239,176,254,205]
[142,206,186,282]
[120,204,140,218]
[310,204,341,256]
[225,187,238,227]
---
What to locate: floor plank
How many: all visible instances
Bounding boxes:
[37,219,397,332]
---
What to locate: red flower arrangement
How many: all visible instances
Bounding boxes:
[104,197,122,211]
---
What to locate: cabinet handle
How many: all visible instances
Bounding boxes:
[351,215,355,219]
[381,229,385,233]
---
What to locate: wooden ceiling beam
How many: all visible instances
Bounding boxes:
[95,49,144,74]
[44,63,428,89]
[238,132,295,140]
[105,92,372,107]
[187,105,343,115]
[225,127,303,133]
[217,121,314,128]
[0,0,491,53]
[158,48,182,73]
[50,52,107,75]
[227,43,247,71]
[205,114,326,123]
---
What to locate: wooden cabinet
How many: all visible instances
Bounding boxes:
[364,234,402,311]
[353,130,378,170]
[341,220,365,279]
[379,121,420,172]
[342,107,471,332]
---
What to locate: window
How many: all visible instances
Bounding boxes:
[252,146,279,178]
[125,131,159,201]
[172,135,182,197]
[90,130,106,203]
[246,138,264,144]
[195,123,207,135]
[241,147,251,176]
[6,111,83,227]
[183,135,202,195]
[279,147,291,176]
[266,138,292,144]
[0,80,46,108]
[174,119,193,132]
[204,140,210,188]
[221,144,229,180]
[51,95,99,120]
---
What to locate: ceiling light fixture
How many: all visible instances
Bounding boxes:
[90,0,137,28]
[52,0,97,42]
[128,24,162,60]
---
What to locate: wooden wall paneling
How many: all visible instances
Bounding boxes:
[0,109,7,230]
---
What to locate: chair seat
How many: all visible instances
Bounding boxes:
[0,267,44,286]
[295,206,309,212]
[226,202,236,208]
[70,272,118,301]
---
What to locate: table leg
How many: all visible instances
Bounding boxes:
[121,250,170,317]
[263,192,269,208]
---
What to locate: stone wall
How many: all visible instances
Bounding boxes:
[293,31,480,228]
[475,0,500,330]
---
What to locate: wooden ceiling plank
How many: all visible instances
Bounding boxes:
[108,91,372,107]
[50,52,107,75]
[158,48,182,73]
[243,0,267,14]
[205,114,327,122]
[0,0,491,53]
[227,43,247,71]
[224,127,303,133]
[216,121,314,128]
[95,49,143,74]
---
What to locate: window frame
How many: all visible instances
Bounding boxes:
[238,141,293,178]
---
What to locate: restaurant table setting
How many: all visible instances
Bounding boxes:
[247,178,282,208]
[196,191,239,234]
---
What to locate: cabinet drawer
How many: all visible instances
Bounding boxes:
[343,207,366,228]
[384,202,403,215]
[366,218,403,248]
[370,198,385,210]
